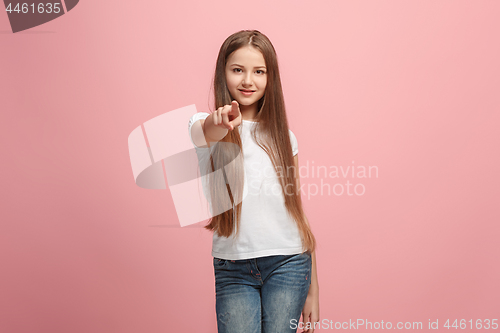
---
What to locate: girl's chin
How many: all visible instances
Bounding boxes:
[233,99,254,106]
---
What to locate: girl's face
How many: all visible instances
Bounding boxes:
[225,46,267,109]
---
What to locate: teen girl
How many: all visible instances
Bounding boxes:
[188,30,320,333]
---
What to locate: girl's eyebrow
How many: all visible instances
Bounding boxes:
[231,63,267,69]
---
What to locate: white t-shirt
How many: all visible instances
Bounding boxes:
[188,112,303,260]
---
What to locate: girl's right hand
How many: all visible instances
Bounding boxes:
[212,100,242,131]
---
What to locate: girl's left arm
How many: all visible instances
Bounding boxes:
[294,154,320,331]
[304,214,320,327]
[293,154,319,290]
[309,233,319,294]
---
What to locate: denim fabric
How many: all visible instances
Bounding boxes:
[213,252,312,332]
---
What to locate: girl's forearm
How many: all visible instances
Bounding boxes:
[203,113,229,145]
[309,249,319,294]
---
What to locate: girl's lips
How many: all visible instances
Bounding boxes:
[239,89,255,96]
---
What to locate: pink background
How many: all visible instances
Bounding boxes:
[1,0,499,332]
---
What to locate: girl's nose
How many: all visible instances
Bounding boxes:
[243,74,253,86]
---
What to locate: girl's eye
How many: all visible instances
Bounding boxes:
[232,68,266,74]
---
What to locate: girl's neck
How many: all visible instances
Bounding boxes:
[240,104,259,121]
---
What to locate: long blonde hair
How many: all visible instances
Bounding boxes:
[203,30,316,254]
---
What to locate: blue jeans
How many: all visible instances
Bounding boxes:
[213,252,312,333]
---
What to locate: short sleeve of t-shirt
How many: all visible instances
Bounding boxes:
[289,129,299,156]
[188,112,211,148]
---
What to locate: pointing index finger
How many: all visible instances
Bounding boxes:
[231,100,239,113]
